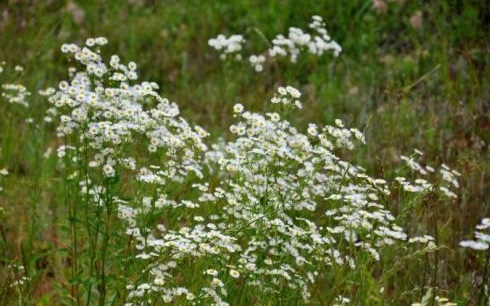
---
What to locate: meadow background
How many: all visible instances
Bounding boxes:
[0,0,489,305]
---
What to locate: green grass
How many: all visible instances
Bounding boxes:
[0,0,489,305]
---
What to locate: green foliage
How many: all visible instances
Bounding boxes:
[0,0,488,305]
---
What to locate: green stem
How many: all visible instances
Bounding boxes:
[420,253,428,301]
[98,179,113,306]
[80,129,96,306]
[432,219,439,306]
[65,138,80,305]
[479,251,490,306]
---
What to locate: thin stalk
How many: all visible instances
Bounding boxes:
[420,253,429,301]
[479,251,490,306]
[26,122,42,255]
[80,132,96,306]
[92,201,103,305]
[432,219,439,306]
[65,138,80,305]
[98,179,113,306]
[15,279,23,306]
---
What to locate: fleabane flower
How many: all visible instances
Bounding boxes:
[103,164,115,177]
[233,103,244,114]
[460,218,490,251]
[397,151,460,199]
[249,54,266,72]
[205,269,219,276]
[270,85,303,109]
[209,16,341,72]
[208,34,245,60]
[229,269,240,278]
[200,88,413,302]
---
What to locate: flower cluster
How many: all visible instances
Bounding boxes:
[208,34,245,61]
[209,16,341,72]
[460,218,490,251]
[333,295,351,306]
[38,37,461,305]
[248,54,266,72]
[269,15,342,62]
[410,288,457,306]
[44,37,231,305]
[1,83,30,108]
[124,82,461,303]
[7,264,30,288]
[396,151,459,198]
[199,87,418,301]
[411,296,457,306]
[41,37,207,188]
[1,64,30,108]
[270,85,303,109]
[116,83,428,304]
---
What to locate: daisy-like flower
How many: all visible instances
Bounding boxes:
[229,269,240,278]
[210,16,341,72]
[206,269,219,276]
[460,218,490,251]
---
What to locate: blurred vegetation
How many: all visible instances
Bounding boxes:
[0,0,489,304]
